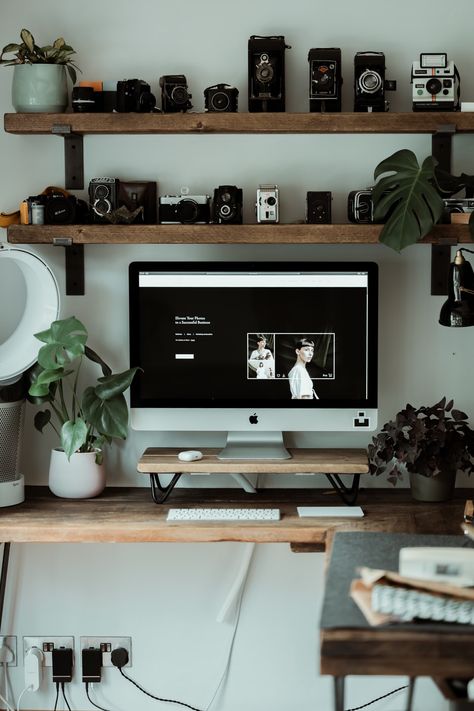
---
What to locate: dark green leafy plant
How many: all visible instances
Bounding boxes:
[368,397,474,486]
[373,149,474,252]
[0,29,79,83]
[28,316,139,461]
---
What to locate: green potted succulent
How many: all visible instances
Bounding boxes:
[28,316,138,498]
[368,397,474,501]
[0,28,80,112]
[372,148,474,251]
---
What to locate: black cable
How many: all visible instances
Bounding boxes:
[118,667,203,711]
[53,682,60,711]
[85,682,113,711]
[344,684,409,711]
[61,682,71,711]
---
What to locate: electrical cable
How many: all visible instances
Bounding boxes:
[61,682,71,711]
[344,684,409,711]
[85,682,113,711]
[118,668,203,711]
[0,689,14,711]
[16,684,32,711]
[53,682,60,711]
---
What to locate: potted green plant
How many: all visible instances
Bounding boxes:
[0,28,80,112]
[368,397,474,502]
[28,316,139,498]
[372,148,474,251]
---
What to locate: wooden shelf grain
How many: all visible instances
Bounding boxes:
[0,487,466,545]
[5,112,474,135]
[6,223,469,245]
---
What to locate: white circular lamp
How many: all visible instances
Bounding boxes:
[0,247,60,507]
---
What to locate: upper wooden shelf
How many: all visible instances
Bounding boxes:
[6,223,470,245]
[5,112,474,135]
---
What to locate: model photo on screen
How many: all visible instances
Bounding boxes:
[248,333,275,378]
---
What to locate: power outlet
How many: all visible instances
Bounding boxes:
[0,636,17,666]
[23,637,74,667]
[80,637,132,667]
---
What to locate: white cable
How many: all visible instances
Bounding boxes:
[2,661,13,711]
[16,684,32,711]
[0,689,14,711]
[216,543,256,623]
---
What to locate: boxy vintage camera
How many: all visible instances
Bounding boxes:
[248,35,289,113]
[412,54,459,111]
[308,48,342,112]
[159,189,211,224]
[20,192,88,225]
[354,52,396,112]
[89,177,119,223]
[306,191,332,224]
[256,184,279,223]
[347,189,376,223]
[159,75,192,112]
[204,84,239,112]
[212,186,243,223]
[116,79,156,112]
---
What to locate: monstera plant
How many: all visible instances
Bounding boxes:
[372,148,474,252]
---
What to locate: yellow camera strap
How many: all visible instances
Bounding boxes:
[0,211,20,228]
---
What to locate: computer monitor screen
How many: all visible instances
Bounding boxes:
[129,261,378,458]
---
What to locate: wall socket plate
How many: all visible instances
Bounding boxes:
[80,637,132,667]
[23,637,74,667]
[0,636,17,666]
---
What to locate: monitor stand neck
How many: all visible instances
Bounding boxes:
[217,431,291,460]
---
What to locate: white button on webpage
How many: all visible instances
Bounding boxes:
[175,354,194,359]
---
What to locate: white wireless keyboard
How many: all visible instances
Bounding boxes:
[167,507,281,521]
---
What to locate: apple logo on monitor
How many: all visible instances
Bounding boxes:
[249,413,258,424]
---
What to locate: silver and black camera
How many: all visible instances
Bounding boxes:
[256,184,279,223]
[204,84,238,112]
[212,186,243,223]
[159,75,192,113]
[442,198,474,222]
[89,177,119,223]
[348,189,377,223]
[412,54,459,111]
[308,48,342,112]
[116,79,156,113]
[159,189,211,224]
[354,52,396,112]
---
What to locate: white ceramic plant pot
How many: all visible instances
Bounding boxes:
[48,449,105,499]
[12,64,68,113]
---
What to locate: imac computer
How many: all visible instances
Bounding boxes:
[129,261,378,459]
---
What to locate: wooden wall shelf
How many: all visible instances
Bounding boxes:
[6,223,468,245]
[5,112,474,135]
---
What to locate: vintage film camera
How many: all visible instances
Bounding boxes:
[306,191,332,224]
[347,189,377,223]
[248,35,289,113]
[308,48,342,112]
[412,54,459,111]
[116,79,156,112]
[256,184,279,223]
[442,198,474,222]
[20,190,88,225]
[212,186,243,224]
[204,84,239,112]
[159,75,192,113]
[354,52,397,112]
[89,178,119,223]
[118,181,157,224]
[159,188,211,224]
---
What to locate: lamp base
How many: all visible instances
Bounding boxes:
[0,476,24,507]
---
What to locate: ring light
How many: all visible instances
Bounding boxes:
[0,248,60,384]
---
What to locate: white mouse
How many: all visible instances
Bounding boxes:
[178,450,203,462]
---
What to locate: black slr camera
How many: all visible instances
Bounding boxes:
[116,79,156,112]
[159,75,192,112]
[354,52,396,112]
[212,186,243,223]
[308,48,342,112]
[248,35,289,112]
[204,84,239,112]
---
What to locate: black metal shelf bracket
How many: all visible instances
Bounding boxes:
[149,473,183,504]
[431,124,456,296]
[53,237,85,295]
[51,124,84,191]
[324,473,361,505]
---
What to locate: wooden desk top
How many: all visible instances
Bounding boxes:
[0,487,467,546]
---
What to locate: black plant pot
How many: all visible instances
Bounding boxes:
[409,470,456,503]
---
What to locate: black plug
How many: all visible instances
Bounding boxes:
[82,648,102,683]
[111,647,129,669]
[52,647,73,683]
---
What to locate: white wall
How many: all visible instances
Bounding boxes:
[1,0,473,708]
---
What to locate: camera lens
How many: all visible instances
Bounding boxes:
[177,199,199,223]
[94,185,110,199]
[358,70,383,94]
[211,91,230,111]
[138,91,156,111]
[267,196,276,206]
[171,85,189,105]
[93,198,111,216]
[256,62,274,83]
[220,204,232,217]
[426,78,442,95]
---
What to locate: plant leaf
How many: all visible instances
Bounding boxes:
[20,29,35,53]
[34,409,51,433]
[53,37,65,49]
[372,150,444,251]
[35,316,87,367]
[82,388,129,439]
[94,367,140,400]
[61,418,88,459]
[85,346,112,377]
[66,65,77,84]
